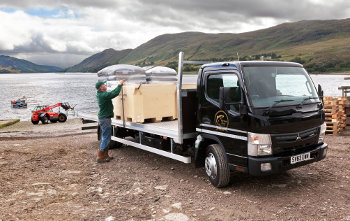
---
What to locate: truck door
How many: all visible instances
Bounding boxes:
[198,69,248,166]
[200,70,242,127]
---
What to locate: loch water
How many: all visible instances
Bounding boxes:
[0,73,348,121]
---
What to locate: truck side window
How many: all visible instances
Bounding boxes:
[207,74,240,111]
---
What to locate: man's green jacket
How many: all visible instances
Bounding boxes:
[97,84,122,119]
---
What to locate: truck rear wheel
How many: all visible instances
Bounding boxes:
[205,144,230,188]
[58,113,67,122]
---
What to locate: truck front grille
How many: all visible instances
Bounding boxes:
[271,127,319,156]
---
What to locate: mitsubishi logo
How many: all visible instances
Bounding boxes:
[296,134,302,141]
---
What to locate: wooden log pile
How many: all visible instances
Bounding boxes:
[323,96,349,135]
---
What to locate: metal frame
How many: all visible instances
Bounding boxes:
[177,51,210,144]
[177,52,184,144]
[111,136,191,164]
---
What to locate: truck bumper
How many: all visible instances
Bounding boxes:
[248,143,328,176]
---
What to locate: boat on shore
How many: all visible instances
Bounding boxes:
[11,96,27,109]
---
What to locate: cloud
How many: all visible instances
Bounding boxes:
[0,0,349,68]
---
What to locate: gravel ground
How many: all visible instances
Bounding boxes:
[0,120,349,220]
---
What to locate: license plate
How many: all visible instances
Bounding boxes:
[290,152,311,164]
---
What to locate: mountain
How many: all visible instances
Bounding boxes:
[118,18,350,72]
[0,55,63,73]
[65,48,132,72]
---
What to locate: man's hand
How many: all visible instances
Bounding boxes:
[119,79,126,85]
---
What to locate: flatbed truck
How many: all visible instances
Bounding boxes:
[80,52,328,188]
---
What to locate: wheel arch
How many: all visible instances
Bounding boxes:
[195,133,227,168]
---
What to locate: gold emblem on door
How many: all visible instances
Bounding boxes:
[214,110,229,129]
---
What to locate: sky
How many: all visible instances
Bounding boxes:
[0,0,349,68]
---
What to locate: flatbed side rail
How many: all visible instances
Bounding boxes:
[111,136,191,163]
[177,51,210,144]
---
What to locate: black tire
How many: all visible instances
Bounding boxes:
[31,120,39,125]
[97,125,101,141]
[58,113,67,122]
[110,126,125,149]
[41,115,49,124]
[205,144,231,188]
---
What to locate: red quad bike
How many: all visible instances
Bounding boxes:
[31,102,73,125]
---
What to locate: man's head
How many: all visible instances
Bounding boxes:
[96,81,107,91]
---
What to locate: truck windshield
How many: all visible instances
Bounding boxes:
[242,66,320,108]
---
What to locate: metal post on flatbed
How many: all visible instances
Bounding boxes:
[170,139,174,153]
[177,52,184,144]
[121,87,126,128]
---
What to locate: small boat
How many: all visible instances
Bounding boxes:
[11,96,27,109]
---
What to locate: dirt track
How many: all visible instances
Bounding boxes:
[0,120,349,220]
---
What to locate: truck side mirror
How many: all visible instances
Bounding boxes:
[239,104,248,115]
[219,87,225,109]
[317,84,324,101]
[219,86,242,109]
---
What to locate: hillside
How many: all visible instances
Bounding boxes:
[119,19,350,72]
[65,48,132,72]
[0,55,62,73]
[65,18,350,73]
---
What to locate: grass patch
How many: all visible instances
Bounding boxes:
[0,119,20,128]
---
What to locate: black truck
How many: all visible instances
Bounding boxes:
[80,52,328,188]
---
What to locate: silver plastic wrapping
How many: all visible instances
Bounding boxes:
[97,64,147,83]
[145,66,177,82]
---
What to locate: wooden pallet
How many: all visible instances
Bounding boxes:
[115,115,175,123]
[324,96,348,135]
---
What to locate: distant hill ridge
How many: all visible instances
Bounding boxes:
[65,48,132,72]
[68,18,350,73]
[2,18,350,73]
[0,55,62,73]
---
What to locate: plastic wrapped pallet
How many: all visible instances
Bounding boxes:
[145,66,177,82]
[97,64,147,83]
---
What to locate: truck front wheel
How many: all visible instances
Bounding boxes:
[205,144,230,188]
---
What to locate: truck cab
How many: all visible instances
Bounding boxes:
[195,61,328,187]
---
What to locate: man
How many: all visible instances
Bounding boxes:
[96,80,125,163]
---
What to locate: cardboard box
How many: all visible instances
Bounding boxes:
[113,83,177,123]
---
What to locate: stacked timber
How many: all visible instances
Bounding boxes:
[341,97,350,126]
[324,96,347,135]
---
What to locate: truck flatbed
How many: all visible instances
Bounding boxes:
[78,112,196,144]
[79,112,193,163]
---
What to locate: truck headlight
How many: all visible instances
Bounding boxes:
[318,122,326,144]
[248,133,272,156]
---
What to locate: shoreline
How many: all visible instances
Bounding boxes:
[0,119,20,128]
[310,72,350,75]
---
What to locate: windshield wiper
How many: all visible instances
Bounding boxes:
[272,99,295,107]
[263,99,295,116]
[298,96,320,106]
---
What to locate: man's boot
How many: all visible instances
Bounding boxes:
[96,150,110,163]
[105,149,114,161]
